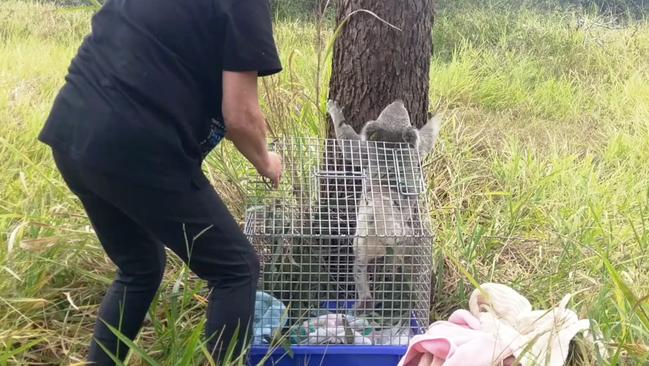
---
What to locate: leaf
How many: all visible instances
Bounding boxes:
[177,325,203,366]
[95,340,126,366]
[0,339,43,365]
[172,269,184,296]
[34,255,112,285]
[193,293,208,305]
[64,292,79,311]
[193,224,214,241]
[101,320,162,366]
[19,237,58,252]
[0,265,22,281]
[0,137,67,195]
[5,297,49,309]
[7,221,28,254]
[221,324,241,365]
[601,255,649,331]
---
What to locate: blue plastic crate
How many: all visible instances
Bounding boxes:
[250,299,419,365]
[249,345,407,366]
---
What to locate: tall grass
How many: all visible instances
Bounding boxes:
[1,0,648,364]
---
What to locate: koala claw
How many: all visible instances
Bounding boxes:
[354,296,375,312]
[326,99,340,113]
[327,100,345,124]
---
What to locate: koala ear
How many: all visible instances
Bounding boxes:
[377,100,410,125]
[417,114,442,158]
[402,127,419,148]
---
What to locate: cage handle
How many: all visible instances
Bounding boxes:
[393,148,425,196]
[312,169,366,179]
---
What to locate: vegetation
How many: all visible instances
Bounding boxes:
[1,0,648,364]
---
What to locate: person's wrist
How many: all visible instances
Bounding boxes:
[256,151,271,175]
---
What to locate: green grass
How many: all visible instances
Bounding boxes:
[1,0,648,364]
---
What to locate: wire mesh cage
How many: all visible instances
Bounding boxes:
[245,137,433,347]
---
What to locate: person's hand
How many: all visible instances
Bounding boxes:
[258,151,282,189]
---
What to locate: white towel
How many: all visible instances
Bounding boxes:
[469,283,606,365]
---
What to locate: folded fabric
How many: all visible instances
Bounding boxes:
[398,309,515,366]
[253,291,287,344]
[291,313,413,345]
[399,283,606,366]
[296,314,374,345]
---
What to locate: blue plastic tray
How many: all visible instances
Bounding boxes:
[249,345,407,366]
[249,300,416,365]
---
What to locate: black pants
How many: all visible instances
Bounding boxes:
[52,150,259,365]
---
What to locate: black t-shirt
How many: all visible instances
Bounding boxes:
[39,0,282,190]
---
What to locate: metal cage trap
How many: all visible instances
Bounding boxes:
[244,137,433,347]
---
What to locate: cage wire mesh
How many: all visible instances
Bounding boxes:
[244,137,433,346]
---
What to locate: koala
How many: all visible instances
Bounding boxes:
[327,99,441,160]
[326,99,441,310]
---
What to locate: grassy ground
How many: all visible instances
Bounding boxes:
[1,0,648,364]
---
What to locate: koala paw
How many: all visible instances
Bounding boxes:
[327,100,345,122]
[326,99,340,113]
[354,296,375,312]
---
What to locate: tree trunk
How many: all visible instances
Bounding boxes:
[328,0,435,135]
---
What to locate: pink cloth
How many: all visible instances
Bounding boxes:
[398,309,516,366]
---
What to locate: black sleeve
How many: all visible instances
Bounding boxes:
[222,0,282,76]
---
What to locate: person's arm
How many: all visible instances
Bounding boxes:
[222,70,281,188]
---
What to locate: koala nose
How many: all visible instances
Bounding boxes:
[402,127,419,148]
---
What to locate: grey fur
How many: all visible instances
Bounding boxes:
[327,99,441,158]
[327,100,359,140]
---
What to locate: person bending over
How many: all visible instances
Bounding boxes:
[38,0,282,364]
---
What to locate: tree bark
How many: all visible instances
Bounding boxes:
[328,0,435,135]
